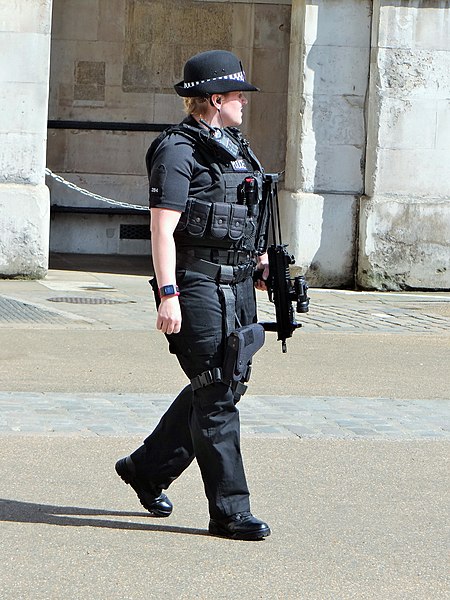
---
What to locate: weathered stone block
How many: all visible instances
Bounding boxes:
[377,47,449,100]
[358,195,450,290]
[64,130,146,176]
[248,92,287,173]
[154,93,184,123]
[254,3,291,49]
[304,0,371,48]
[74,61,105,101]
[252,47,289,93]
[51,0,99,42]
[375,148,450,197]
[301,94,365,146]
[302,142,364,194]
[1,82,49,134]
[195,3,232,47]
[231,4,253,50]
[1,32,51,84]
[75,61,106,86]
[1,0,52,34]
[280,190,358,288]
[378,3,450,51]
[0,132,47,185]
[123,0,232,93]
[304,45,370,97]
[0,183,49,278]
[46,130,68,172]
[98,0,126,43]
[378,97,437,150]
[104,86,156,121]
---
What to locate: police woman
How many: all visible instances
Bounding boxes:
[116,50,271,540]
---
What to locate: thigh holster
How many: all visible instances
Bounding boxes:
[190,323,265,399]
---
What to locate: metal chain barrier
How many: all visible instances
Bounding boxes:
[45,168,150,212]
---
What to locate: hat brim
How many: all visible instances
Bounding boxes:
[174,79,259,98]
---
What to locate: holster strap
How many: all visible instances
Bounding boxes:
[219,283,236,336]
[191,367,223,391]
[190,367,248,397]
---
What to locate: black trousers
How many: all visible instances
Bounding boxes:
[131,266,258,520]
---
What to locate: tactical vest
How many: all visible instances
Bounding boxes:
[146,121,264,252]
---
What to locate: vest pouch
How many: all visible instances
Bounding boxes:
[210,203,231,239]
[228,204,248,241]
[186,198,211,237]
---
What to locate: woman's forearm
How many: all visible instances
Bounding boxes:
[150,208,182,334]
[150,208,180,288]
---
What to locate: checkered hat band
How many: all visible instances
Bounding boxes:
[184,71,246,89]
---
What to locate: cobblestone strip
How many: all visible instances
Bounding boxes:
[258,301,450,333]
[0,392,448,439]
[1,291,450,333]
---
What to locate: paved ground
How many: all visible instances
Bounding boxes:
[0,392,448,439]
[0,254,449,599]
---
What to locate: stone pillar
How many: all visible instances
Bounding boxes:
[280,0,372,287]
[358,0,450,290]
[0,0,52,278]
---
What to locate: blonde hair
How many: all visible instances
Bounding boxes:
[183,96,209,116]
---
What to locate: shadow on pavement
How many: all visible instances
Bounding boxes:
[49,253,153,277]
[0,498,207,536]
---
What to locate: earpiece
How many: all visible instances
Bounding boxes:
[209,96,222,108]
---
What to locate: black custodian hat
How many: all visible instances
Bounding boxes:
[174,50,258,97]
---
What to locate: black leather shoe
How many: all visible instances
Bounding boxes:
[209,512,271,540]
[115,456,173,517]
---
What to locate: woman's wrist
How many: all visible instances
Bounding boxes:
[158,284,180,298]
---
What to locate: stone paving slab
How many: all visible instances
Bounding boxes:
[0,392,448,439]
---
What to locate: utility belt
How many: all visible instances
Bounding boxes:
[177,248,256,285]
[177,247,256,337]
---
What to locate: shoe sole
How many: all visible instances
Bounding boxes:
[115,458,172,518]
[208,522,271,541]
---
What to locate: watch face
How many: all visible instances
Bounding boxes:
[160,285,179,297]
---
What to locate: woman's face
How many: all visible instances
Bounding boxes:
[217,91,248,127]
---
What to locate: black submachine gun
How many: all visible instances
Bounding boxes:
[255,173,310,353]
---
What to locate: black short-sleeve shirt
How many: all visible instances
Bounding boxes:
[147,117,222,213]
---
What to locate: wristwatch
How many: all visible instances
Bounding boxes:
[159,284,180,298]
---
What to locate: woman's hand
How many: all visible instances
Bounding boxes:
[254,252,269,291]
[156,295,182,335]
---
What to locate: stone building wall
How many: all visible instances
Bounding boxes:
[358,0,450,290]
[281,0,449,289]
[1,0,449,289]
[0,0,52,277]
[281,0,372,287]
